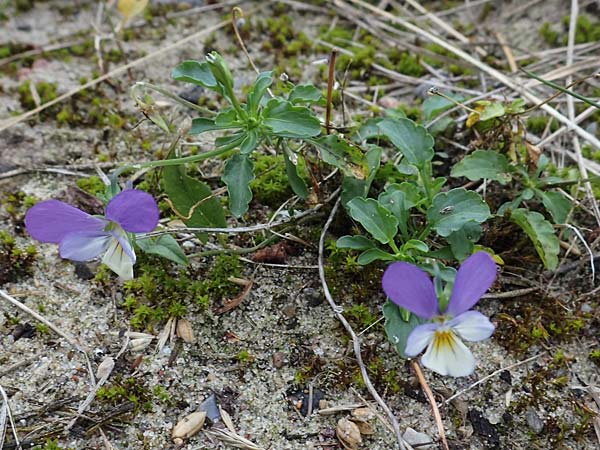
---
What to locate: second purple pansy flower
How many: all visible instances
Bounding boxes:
[25,189,159,280]
[382,252,497,377]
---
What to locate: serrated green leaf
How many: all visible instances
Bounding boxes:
[336,235,375,250]
[383,300,426,358]
[427,188,491,237]
[222,154,255,217]
[136,235,188,265]
[262,98,321,138]
[357,248,396,265]
[451,150,512,184]
[313,135,368,179]
[283,152,309,199]
[289,84,321,104]
[162,162,226,243]
[247,71,273,115]
[347,197,398,244]
[510,208,559,270]
[538,190,571,224]
[172,60,221,93]
[377,118,434,167]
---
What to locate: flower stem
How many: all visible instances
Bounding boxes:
[133,81,215,116]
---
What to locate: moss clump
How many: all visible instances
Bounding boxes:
[113,254,241,331]
[18,80,58,110]
[495,294,591,354]
[387,48,425,77]
[96,375,159,413]
[250,154,298,207]
[562,14,600,44]
[32,439,73,450]
[526,115,559,135]
[539,22,559,46]
[0,230,37,284]
[76,176,106,196]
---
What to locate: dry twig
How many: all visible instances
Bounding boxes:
[318,197,410,450]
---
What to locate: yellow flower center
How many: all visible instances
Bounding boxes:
[433,328,457,353]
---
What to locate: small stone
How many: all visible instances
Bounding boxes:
[525,407,544,434]
[206,372,216,382]
[402,427,434,448]
[304,287,323,307]
[282,304,297,319]
[73,262,95,280]
[272,351,286,368]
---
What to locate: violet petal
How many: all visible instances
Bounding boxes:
[110,227,136,264]
[25,200,106,243]
[105,190,159,233]
[59,231,111,261]
[405,322,438,356]
[382,262,439,319]
[446,252,497,316]
[449,311,495,342]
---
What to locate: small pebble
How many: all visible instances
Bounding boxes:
[272,351,285,368]
[402,428,434,448]
[525,407,544,434]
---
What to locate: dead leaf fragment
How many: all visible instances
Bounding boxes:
[176,318,195,343]
[172,411,207,443]
[336,418,362,449]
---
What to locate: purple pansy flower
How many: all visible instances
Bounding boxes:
[25,189,159,280]
[382,252,497,377]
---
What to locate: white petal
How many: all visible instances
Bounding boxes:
[449,311,495,342]
[421,329,476,377]
[102,237,134,280]
[405,323,438,357]
[110,228,136,263]
[59,232,111,261]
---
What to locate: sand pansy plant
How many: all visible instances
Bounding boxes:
[382,252,497,377]
[25,189,159,280]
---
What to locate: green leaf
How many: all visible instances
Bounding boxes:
[214,108,239,126]
[216,133,246,150]
[447,222,482,261]
[313,135,368,179]
[347,197,398,244]
[478,101,505,121]
[162,162,227,234]
[423,94,461,120]
[191,117,238,134]
[510,208,559,270]
[341,146,382,205]
[357,248,396,265]
[383,300,426,358]
[451,150,512,184]
[402,239,429,253]
[240,130,259,154]
[247,71,273,115]
[538,190,571,224]
[172,60,221,93]
[336,235,376,250]
[222,154,255,217]
[427,188,491,237]
[262,98,321,138]
[136,235,188,265]
[377,118,434,167]
[283,152,309,199]
[289,84,321,104]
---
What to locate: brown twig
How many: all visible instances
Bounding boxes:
[411,360,449,450]
[325,49,337,135]
[318,197,409,450]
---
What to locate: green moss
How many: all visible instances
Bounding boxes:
[76,176,106,196]
[18,80,58,110]
[539,22,559,46]
[32,439,73,450]
[96,375,156,413]
[250,154,298,207]
[109,253,241,331]
[589,349,600,366]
